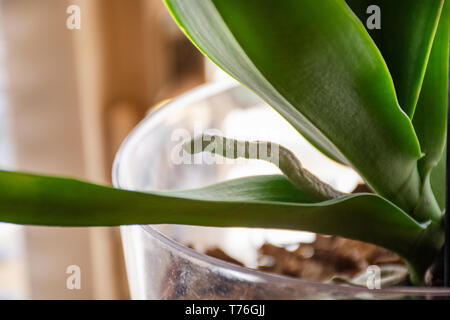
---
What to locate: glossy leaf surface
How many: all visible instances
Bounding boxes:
[164,0,423,213]
[0,170,433,266]
[346,0,444,117]
[414,2,449,180]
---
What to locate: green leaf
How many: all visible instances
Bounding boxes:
[414,1,450,178]
[346,0,444,117]
[412,2,449,219]
[431,143,446,210]
[346,0,448,185]
[0,170,442,283]
[167,174,320,203]
[164,0,423,213]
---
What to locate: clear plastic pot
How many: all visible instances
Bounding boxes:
[113,81,450,300]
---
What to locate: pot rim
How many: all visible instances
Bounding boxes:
[113,80,450,296]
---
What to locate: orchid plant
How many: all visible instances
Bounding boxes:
[0,0,448,286]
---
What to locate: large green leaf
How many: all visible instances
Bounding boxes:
[414,2,450,180]
[347,0,449,188]
[346,0,444,117]
[164,0,423,214]
[0,170,441,282]
[415,2,449,217]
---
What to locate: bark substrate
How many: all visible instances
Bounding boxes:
[205,234,405,284]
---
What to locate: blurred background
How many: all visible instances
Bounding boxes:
[0,0,208,299]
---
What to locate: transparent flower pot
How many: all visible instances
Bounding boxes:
[113,80,450,300]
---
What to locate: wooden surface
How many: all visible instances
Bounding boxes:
[1,0,204,299]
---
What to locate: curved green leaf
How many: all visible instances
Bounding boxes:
[412,2,450,219]
[0,170,442,283]
[347,0,448,183]
[346,0,444,117]
[164,0,422,213]
[335,1,448,218]
[167,174,320,204]
[414,1,450,178]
